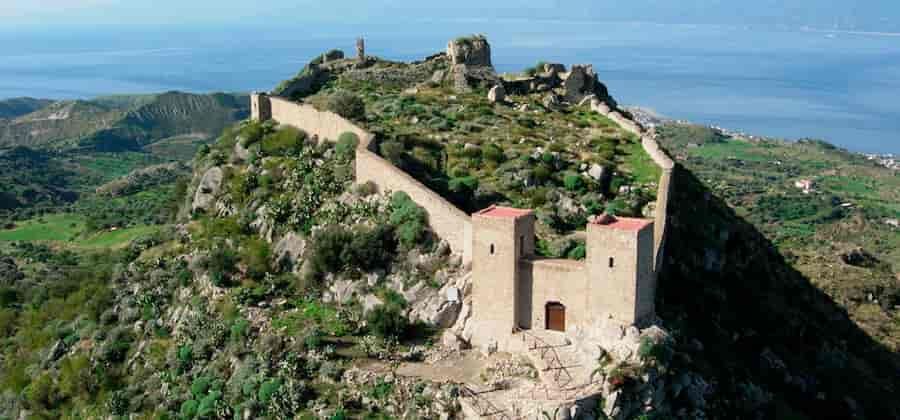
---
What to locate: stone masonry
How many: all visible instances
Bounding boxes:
[251,39,675,351]
[467,207,656,352]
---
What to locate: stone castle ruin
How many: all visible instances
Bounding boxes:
[470,208,655,345]
[251,36,676,418]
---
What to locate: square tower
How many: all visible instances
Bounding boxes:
[471,206,535,340]
[586,215,655,325]
[250,92,272,122]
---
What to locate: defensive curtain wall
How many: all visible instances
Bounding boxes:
[251,93,674,274]
[254,94,474,263]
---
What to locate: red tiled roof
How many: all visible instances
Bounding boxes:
[589,215,653,231]
[476,205,533,218]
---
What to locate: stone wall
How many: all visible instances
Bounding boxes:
[356,144,473,263]
[257,96,474,263]
[518,259,588,332]
[268,96,371,143]
[590,100,675,272]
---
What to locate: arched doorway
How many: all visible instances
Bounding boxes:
[545,302,565,332]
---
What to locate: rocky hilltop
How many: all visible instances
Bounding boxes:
[0,36,896,420]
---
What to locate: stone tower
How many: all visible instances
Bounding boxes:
[356,37,365,61]
[470,206,535,343]
[250,92,271,122]
[586,214,655,325]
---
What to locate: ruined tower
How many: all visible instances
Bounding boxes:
[585,214,655,325]
[470,206,535,343]
[250,92,271,122]
[356,37,365,61]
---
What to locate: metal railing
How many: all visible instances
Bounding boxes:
[518,330,575,388]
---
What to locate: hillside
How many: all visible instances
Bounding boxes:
[0,97,53,119]
[656,124,900,351]
[0,91,249,152]
[0,39,898,420]
[0,92,249,222]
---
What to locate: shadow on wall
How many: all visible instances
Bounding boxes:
[658,166,900,419]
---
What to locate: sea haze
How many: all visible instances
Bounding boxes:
[1,20,898,153]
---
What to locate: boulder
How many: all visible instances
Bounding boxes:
[447,35,492,67]
[431,301,462,328]
[234,141,251,162]
[441,330,467,350]
[362,294,384,314]
[192,166,223,213]
[487,84,506,103]
[324,278,362,304]
[588,164,607,182]
[273,232,306,272]
[543,93,562,109]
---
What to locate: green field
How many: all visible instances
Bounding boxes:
[0,213,85,242]
[0,212,159,249]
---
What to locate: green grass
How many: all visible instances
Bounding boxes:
[621,140,662,184]
[688,139,769,162]
[0,212,159,249]
[0,213,85,242]
[79,225,160,249]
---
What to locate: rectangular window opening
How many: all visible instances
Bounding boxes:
[608,257,615,268]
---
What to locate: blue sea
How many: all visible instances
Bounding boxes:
[1,20,899,153]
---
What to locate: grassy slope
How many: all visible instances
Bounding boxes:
[304,63,660,255]
[657,124,900,351]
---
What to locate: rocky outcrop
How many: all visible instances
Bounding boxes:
[191,166,223,213]
[447,35,492,67]
[273,231,306,272]
[562,64,610,105]
[488,84,506,104]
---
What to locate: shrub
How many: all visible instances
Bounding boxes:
[258,378,283,404]
[449,176,479,194]
[366,304,408,339]
[191,376,212,399]
[388,192,428,250]
[483,144,505,163]
[230,318,250,342]
[240,238,270,280]
[354,181,377,196]
[177,344,193,373]
[180,399,199,419]
[24,373,58,410]
[327,91,365,120]
[261,127,307,156]
[380,140,406,165]
[564,173,585,192]
[335,132,359,159]
[239,122,266,147]
[533,165,551,184]
[206,246,237,287]
[307,226,353,280]
[567,243,586,260]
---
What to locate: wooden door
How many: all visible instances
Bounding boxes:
[546,303,565,332]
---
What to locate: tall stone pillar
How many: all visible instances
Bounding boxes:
[356,38,365,61]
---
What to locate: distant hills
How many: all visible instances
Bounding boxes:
[0,97,53,119]
[0,91,248,219]
[0,91,249,152]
